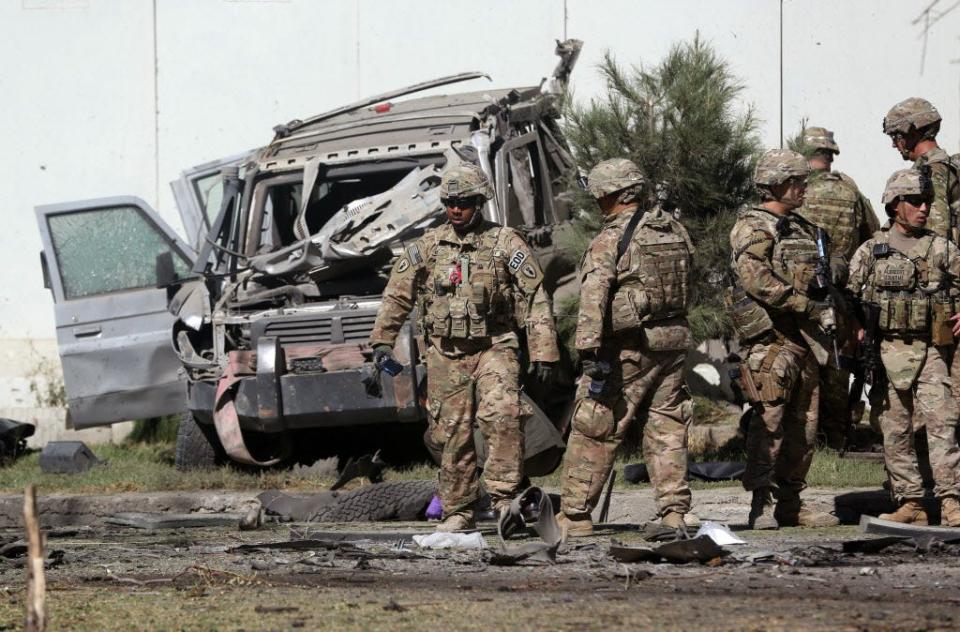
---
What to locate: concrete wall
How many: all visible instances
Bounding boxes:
[2,0,959,410]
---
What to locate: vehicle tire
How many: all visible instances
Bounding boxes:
[314,480,437,522]
[175,411,224,471]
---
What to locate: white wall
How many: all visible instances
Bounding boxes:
[1,0,959,403]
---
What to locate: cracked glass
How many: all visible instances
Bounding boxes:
[48,205,191,299]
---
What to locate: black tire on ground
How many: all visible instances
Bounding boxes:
[314,480,437,522]
[175,411,224,471]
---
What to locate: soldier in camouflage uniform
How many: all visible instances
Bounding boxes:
[795,127,880,448]
[884,98,960,412]
[846,169,960,526]
[370,163,560,532]
[727,149,840,529]
[557,158,696,538]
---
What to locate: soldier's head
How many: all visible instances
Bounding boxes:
[883,98,942,161]
[882,168,933,232]
[754,149,810,211]
[587,158,646,216]
[439,163,492,230]
[801,126,839,171]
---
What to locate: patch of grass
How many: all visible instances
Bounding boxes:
[127,415,180,444]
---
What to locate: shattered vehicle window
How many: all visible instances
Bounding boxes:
[48,206,191,299]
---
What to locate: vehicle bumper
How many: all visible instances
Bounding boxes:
[188,364,426,433]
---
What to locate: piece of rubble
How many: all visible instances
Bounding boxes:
[39,441,100,474]
[489,486,562,565]
[860,515,960,542]
[609,535,728,564]
[104,512,243,529]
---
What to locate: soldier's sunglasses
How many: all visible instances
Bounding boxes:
[900,195,930,207]
[442,196,482,209]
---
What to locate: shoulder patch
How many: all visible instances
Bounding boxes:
[507,249,527,271]
[521,263,537,279]
[395,256,410,273]
[407,244,423,266]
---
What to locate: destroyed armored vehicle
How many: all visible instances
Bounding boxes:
[36,41,583,470]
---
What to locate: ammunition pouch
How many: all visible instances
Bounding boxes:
[640,319,691,352]
[609,288,649,333]
[876,292,931,337]
[724,286,774,342]
[931,296,958,346]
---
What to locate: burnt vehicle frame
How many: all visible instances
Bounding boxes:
[36,40,583,469]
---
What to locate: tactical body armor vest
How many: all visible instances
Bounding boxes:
[607,210,693,334]
[727,208,820,342]
[860,232,956,343]
[418,227,520,340]
[796,171,861,260]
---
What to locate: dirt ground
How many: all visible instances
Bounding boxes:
[2,487,960,631]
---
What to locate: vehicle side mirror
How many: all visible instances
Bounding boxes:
[156,251,178,288]
[40,251,51,290]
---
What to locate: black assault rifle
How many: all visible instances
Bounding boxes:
[845,300,884,456]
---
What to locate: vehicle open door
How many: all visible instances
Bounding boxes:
[36,196,196,427]
[170,151,253,250]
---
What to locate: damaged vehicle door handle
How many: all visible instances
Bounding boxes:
[72,325,102,338]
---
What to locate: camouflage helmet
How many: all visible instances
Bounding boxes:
[802,126,840,154]
[883,98,941,136]
[586,158,646,200]
[439,163,493,201]
[882,168,933,205]
[753,149,811,187]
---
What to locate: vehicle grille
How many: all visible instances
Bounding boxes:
[250,310,379,347]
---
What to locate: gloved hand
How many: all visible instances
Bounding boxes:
[531,361,555,386]
[581,358,611,380]
[372,343,395,366]
[807,300,837,332]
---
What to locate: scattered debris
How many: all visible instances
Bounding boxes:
[38,441,100,474]
[695,521,747,546]
[609,536,728,564]
[330,452,386,491]
[238,504,262,531]
[104,512,243,529]
[624,461,745,484]
[842,536,912,554]
[412,532,487,550]
[0,418,34,465]
[490,487,561,565]
[860,515,960,542]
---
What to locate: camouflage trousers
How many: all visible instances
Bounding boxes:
[425,344,523,516]
[741,339,819,495]
[560,347,692,518]
[877,346,960,501]
[817,366,851,449]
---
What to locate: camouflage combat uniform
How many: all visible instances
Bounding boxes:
[794,126,880,447]
[559,159,695,528]
[370,175,559,519]
[727,149,838,529]
[845,169,960,514]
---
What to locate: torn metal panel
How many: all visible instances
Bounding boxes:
[860,515,960,541]
[609,535,728,565]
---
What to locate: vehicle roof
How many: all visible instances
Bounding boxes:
[257,86,537,173]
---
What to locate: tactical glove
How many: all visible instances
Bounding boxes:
[806,300,837,333]
[581,358,611,381]
[372,343,395,366]
[531,361,555,387]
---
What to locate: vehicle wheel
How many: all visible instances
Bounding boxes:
[314,480,437,522]
[175,411,224,471]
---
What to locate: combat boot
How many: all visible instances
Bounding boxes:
[683,512,701,529]
[660,511,687,530]
[775,496,840,527]
[556,512,594,539]
[748,488,779,530]
[878,500,928,525]
[940,496,960,527]
[435,511,476,532]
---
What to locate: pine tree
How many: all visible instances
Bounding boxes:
[560,34,762,343]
